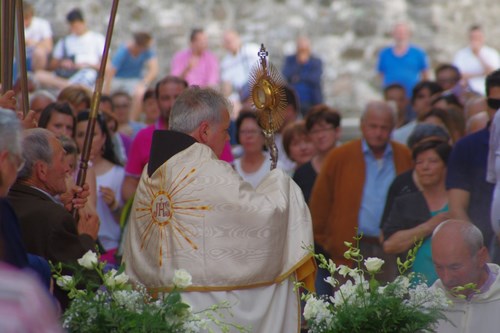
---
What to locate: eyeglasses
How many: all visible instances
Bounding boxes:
[309,126,335,135]
[9,153,25,173]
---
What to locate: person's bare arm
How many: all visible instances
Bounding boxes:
[461,52,496,80]
[420,69,430,81]
[221,81,233,98]
[38,37,53,53]
[448,188,471,221]
[122,175,139,202]
[180,55,199,79]
[383,212,450,254]
[48,57,62,71]
[142,57,158,87]
[103,66,117,94]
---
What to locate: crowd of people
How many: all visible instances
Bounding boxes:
[2,3,500,332]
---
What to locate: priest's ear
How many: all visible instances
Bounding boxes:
[196,121,211,144]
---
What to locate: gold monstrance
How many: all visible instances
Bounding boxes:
[249,44,287,170]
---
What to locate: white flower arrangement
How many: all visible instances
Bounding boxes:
[51,250,248,333]
[301,236,450,333]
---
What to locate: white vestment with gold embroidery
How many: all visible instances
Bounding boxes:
[123,143,314,332]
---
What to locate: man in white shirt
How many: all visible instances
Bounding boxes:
[34,8,105,90]
[220,30,260,111]
[453,25,500,95]
[23,2,53,72]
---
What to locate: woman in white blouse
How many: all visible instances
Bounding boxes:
[233,110,275,188]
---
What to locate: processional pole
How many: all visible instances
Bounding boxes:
[1,0,15,94]
[73,0,119,219]
[15,0,29,116]
[1,0,28,116]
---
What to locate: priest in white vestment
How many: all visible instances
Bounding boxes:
[122,87,316,333]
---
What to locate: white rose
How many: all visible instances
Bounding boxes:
[364,257,385,273]
[77,250,98,269]
[56,275,74,289]
[173,269,192,288]
[114,272,129,286]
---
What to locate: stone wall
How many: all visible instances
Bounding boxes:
[31,0,500,116]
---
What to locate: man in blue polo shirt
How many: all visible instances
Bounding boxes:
[447,69,500,262]
[377,22,430,98]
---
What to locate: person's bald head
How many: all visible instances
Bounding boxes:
[466,111,489,134]
[432,220,489,296]
[392,22,411,44]
[296,36,311,52]
[464,96,487,120]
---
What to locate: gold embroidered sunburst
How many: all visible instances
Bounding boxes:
[134,165,211,266]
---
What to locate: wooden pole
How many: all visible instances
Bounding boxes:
[73,0,119,218]
[15,0,29,116]
[1,0,15,93]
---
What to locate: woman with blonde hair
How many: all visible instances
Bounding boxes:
[57,84,91,115]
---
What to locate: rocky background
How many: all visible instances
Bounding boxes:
[31,0,500,117]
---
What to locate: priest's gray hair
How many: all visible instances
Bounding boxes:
[0,108,22,156]
[169,86,232,134]
[17,128,53,180]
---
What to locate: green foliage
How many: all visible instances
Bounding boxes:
[51,251,249,333]
[302,235,450,333]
